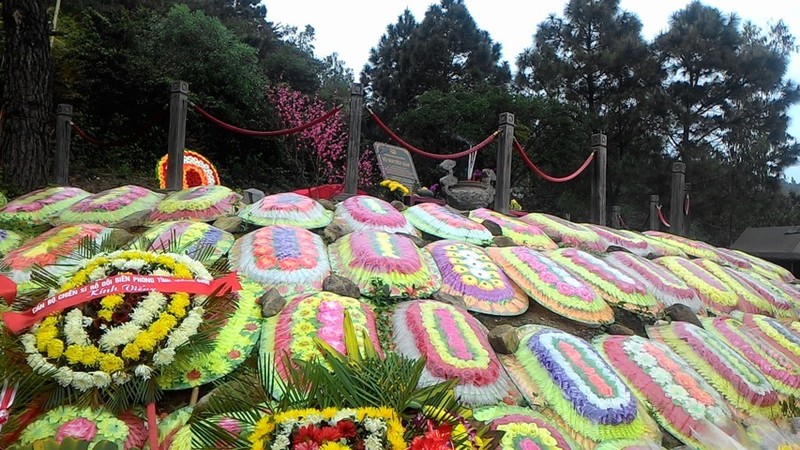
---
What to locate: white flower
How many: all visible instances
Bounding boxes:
[91,371,111,388]
[363,418,386,434]
[26,353,47,370]
[88,267,107,281]
[20,334,37,353]
[54,367,74,386]
[112,372,130,385]
[152,269,171,277]
[152,348,176,366]
[364,434,384,450]
[122,259,146,271]
[272,434,290,450]
[135,365,154,380]
[82,316,93,327]
[72,372,94,391]
[99,322,140,351]
[130,292,167,325]
[64,309,90,346]
[333,409,356,423]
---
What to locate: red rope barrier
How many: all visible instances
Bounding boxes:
[192,102,341,137]
[70,107,167,147]
[367,108,498,160]
[513,139,595,183]
[657,205,671,228]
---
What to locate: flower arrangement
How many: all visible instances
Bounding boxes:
[731,249,795,283]
[11,249,215,392]
[735,312,800,365]
[146,185,240,225]
[695,260,773,316]
[512,327,646,443]
[238,192,333,229]
[549,248,660,316]
[582,225,650,257]
[332,195,419,236]
[468,208,557,251]
[425,240,528,316]
[157,149,221,189]
[486,246,614,326]
[404,203,493,246]
[655,256,739,314]
[135,220,235,267]
[642,231,725,262]
[15,406,146,450]
[249,406,406,450]
[518,213,605,253]
[380,179,411,200]
[594,335,738,449]
[647,322,780,419]
[55,185,164,227]
[0,187,90,228]
[702,316,800,397]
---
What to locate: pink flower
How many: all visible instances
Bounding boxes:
[56,418,98,443]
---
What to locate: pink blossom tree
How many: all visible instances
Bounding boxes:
[270,84,377,187]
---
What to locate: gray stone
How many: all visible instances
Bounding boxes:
[391,200,407,212]
[791,417,800,434]
[481,219,503,236]
[488,324,519,354]
[605,323,635,336]
[213,216,244,233]
[432,291,467,310]
[492,236,517,247]
[664,303,703,329]
[398,232,428,248]
[243,188,265,204]
[323,274,361,299]
[317,199,336,211]
[323,223,347,244]
[107,228,135,248]
[260,288,286,318]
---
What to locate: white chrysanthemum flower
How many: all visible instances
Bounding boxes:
[364,434,384,450]
[134,365,154,380]
[99,322,140,351]
[129,292,167,325]
[20,334,37,353]
[91,371,111,388]
[152,269,171,277]
[272,434,290,450]
[54,367,74,386]
[333,409,356,423]
[64,309,90,346]
[112,371,131,385]
[363,418,386,434]
[122,259,146,271]
[88,266,107,281]
[72,372,94,391]
[26,353,47,370]
[152,348,176,366]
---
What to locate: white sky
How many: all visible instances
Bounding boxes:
[264,0,800,180]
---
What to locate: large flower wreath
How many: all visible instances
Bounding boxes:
[2,249,239,394]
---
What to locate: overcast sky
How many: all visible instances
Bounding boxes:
[264,0,800,180]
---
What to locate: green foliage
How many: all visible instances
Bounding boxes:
[7,437,121,450]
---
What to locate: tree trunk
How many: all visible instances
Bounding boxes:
[1,0,52,192]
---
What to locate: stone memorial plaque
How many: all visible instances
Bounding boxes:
[374,142,419,191]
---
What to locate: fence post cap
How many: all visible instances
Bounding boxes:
[650,194,660,201]
[499,112,515,124]
[56,104,73,115]
[171,80,189,93]
[350,83,363,94]
[590,133,607,147]
[672,161,686,173]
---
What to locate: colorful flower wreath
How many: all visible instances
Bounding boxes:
[156,149,221,190]
[10,250,218,392]
[248,407,406,450]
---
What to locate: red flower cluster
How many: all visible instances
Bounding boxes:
[291,420,359,450]
[409,422,454,450]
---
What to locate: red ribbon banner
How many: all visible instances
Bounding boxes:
[0,275,16,305]
[2,272,241,334]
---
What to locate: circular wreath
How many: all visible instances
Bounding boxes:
[17,250,212,392]
[156,150,220,189]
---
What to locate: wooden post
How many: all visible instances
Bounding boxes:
[669,162,686,236]
[590,133,607,225]
[683,182,692,236]
[649,195,659,231]
[611,205,621,229]
[166,81,189,191]
[54,104,72,185]
[343,83,364,196]
[563,213,571,221]
[493,112,515,214]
